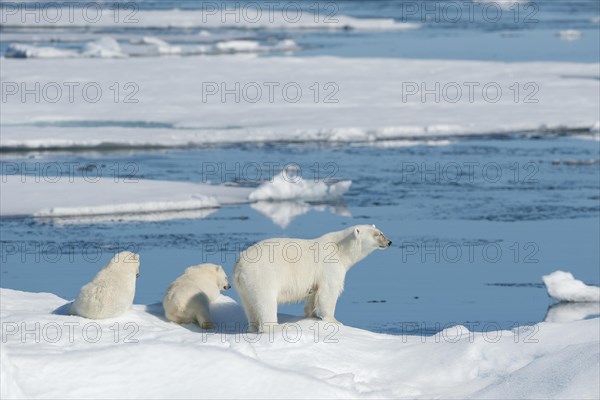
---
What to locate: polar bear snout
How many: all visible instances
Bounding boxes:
[375,231,392,248]
[224,283,231,290]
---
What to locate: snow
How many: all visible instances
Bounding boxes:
[1,57,598,150]
[542,271,600,302]
[1,288,599,399]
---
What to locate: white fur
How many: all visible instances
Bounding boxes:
[163,263,230,329]
[70,251,140,319]
[233,225,391,331]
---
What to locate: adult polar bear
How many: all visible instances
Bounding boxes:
[233,225,391,331]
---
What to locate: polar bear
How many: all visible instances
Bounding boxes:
[233,225,391,331]
[163,264,231,329]
[70,251,140,319]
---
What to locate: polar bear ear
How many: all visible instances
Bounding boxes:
[372,224,376,228]
[354,227,360,236]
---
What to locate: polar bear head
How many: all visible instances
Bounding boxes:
[354,225,392,250]
[212,264,231,291]
[185,264,231,290]
[107,251,140,278]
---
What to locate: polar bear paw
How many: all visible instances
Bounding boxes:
[201,321,216,330]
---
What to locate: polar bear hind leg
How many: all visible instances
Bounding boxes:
[187,293,214,329]
[236,287,260,331]
[304,292,318,318]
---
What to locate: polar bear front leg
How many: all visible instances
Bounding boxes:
[316,285,343,324]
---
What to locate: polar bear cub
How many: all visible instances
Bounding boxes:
[70,251,140,319]
[233,225,391,331]
[163,264,231,329]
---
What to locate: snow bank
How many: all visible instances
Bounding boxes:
[542,271,600,302]
[1,288,599,399]
[0,176,250,219]
[2,57,598,150]
[1,9,420,31]
[248,168,351,202]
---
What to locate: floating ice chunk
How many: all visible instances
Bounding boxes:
[542,271,600,302]
[216,40,261,52]
[557,30,582,41]
[139,36,183,55]
[248,169,351,202]
[272,39,300,51]
[82,37,126,58]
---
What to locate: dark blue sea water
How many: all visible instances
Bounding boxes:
[1,136,599,332]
